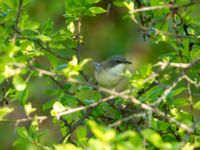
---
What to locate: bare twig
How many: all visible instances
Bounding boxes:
[12,0,23,42]
[58,78,193,133]
[183,75,200,87]
[132,1,200,14]
[108,113,146,128]
[187,83,196,142]
[152,73,184,106]
[3,116,48,126]
[129,11,200,41]
[56,94,117,118]
[37,41,70,60]
[18,63,196,133]
[154,57,200,69]
[76,18,82,62]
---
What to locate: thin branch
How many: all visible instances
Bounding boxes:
[16,36,70,60]
[183,75,200,87]
[132,1,200,14]
[33,67,55,77]
[154,57,200,69]
[129,13,200,41]
[12,0,23,42]
[152,73,184,106]
[56,94,117,118]
[0,116,48,126]
[76,18,81,62]
[60,108,93,143]
[16,116,47,125]
[58,78,193,133]
[21,64,195,133]
[37,41,70,60]
[108,113,146,128]
[187,83,196,142]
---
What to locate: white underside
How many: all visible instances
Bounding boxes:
[95,64,125,87]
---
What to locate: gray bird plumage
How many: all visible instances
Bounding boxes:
[94,55,131,87]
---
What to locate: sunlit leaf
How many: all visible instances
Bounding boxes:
[67,22,75,33]
[24,102,36,117]
[89,7,106,14]
[142,129,163,148]
[51,102,66,116]
[36,34,51,42]
[0,107,13,121]
[194,101,200,111]
[54,143,81,150]
[12,75,26,91]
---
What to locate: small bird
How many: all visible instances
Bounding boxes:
[94,55,131,87]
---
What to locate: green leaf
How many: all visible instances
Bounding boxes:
[67,22,75,33]
[51,102,66,116]
[114,131,143,148]
[0,107,13,121]
[12,75,26,91]
[15,89,29,104]
[54,143,78,150]
[123,1,134,12]
[87,0,101,4]
[43,99,56,111]
[17,127,32,142]
[194,101,200,111]
[170,98,189,107]
[142,129,163,148]
[75,126,87,139]
[24,102,36,117]
[113,1,125,7]
[36,34,51,42]
[88,120,116,142]
[169,87,186,97]
[89,7,106,14]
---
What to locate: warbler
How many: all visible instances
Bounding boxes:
[94,55,131,87]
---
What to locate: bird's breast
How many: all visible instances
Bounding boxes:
[95,64,125,86]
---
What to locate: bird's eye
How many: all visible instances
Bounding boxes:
[116,60,121,63]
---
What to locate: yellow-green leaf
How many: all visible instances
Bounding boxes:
[142,129,163,148]
[0,107,13,121]
[12,75,26,91]
[89,7,106,14]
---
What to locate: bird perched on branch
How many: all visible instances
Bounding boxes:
[94,55,131,87]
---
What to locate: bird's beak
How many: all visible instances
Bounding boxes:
[123,60,132,64]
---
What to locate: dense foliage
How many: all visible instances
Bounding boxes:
[0,0,200,149]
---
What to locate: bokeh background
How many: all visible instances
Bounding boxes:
[0,0,178,149]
